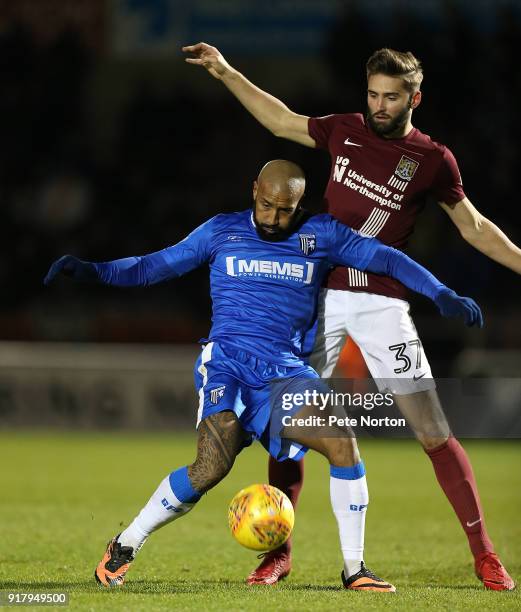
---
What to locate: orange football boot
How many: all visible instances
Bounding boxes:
[95,535,135,587]
[341,563,396,592]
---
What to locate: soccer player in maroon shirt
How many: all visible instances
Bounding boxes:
[183,43,519,591]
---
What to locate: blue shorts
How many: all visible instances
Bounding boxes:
[194,341,327,461]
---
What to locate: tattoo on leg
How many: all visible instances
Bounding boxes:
[205,417,233,466]
[188,412,244,493]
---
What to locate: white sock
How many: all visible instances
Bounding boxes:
[118,468,200,552]
[330,463,369,578]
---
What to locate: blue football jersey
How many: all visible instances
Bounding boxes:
[125,210,377,364]
[90,209,450,364]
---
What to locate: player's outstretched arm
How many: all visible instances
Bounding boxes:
[44,219,214,288]
[326,221,483,327]
[43,252,176,287]
[182,42,314,147]
[440,197,521,274]
[366,244,484,327]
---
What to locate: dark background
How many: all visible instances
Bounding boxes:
[1,0,520,376]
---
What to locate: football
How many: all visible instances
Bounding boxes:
[228,484,295,551]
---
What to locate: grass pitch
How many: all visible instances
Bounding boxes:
[0,432,519,611]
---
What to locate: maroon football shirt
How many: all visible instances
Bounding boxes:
[308,113,465,299]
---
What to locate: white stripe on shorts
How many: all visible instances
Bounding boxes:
[196,342,214,427]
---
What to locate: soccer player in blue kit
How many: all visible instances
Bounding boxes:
[45,160,483,592]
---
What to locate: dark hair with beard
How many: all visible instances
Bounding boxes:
[366,48,423,94]
[366,104,410,137]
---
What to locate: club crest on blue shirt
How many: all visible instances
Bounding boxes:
[299,234,316,255]
[210,385,226,404]
[394,155,419,181]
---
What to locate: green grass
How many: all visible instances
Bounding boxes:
[0,433,519,611]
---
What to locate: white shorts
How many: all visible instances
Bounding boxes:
[309,289,436,395]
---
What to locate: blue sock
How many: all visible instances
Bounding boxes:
[169,466,201,503]
[330,461,366,480]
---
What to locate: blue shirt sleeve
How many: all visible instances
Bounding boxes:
[326,216,447,302]
[365,243,446,301]
[326,217,380,270]
[93,218,215,287]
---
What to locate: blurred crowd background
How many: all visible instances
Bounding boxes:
[1,0,520,379]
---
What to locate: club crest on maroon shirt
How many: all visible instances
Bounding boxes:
[394,155,420,181]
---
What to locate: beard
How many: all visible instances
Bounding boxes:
[366,104,410,138]
[253,207,305,242]
[253,220,292,242]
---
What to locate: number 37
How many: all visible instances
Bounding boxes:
[388,340,422,374]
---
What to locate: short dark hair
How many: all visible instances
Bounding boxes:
[366,48,423,93]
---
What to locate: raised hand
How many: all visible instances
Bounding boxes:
[182,42,231,79]
[435,288,484,328]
